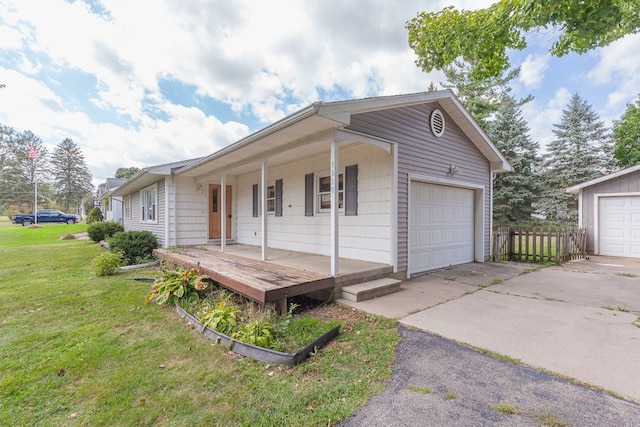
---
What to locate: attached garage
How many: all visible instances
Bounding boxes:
[567,165,640,257]
[409,180,483,275]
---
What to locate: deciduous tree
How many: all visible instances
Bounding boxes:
[612,96,640,168]
[407,0,640,82]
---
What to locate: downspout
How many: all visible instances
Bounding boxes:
[490,171,495,260]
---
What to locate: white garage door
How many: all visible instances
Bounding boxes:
[409,182,475,274]
[599,196,640,257]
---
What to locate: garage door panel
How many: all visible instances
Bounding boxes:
[599,196,640,258]
[410,182,475,273]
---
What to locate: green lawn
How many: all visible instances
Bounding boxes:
[0,222,399,426]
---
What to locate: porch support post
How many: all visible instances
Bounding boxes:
[261,160,268,261]
[220,175,226,252]
[330,141,339,276]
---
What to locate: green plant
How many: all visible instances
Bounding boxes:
[145,266,209,305]
[444,391,456,399]
[87,221,124,243]
[107,230,158,265]
[233,319,274,348]
[493,401,521,415]
[92,250,124,276]
[491,278,503,284]
[60,233,76,240]
[200,300,240,335]
[86,206,104,224]
[407,385,432,394]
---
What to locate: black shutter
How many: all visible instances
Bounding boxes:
[305,173,314,216]
[252,184,258,217]
[275,179,283,217]
[345,164,358,216]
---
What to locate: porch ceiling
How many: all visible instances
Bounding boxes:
[178,114,345,178]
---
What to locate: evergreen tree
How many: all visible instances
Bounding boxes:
[540,93,613,221]
[487,96,542,225]
[612,96,640,168]
[51,138,94,213]
[0,127,50,211]
[442,61,528,129]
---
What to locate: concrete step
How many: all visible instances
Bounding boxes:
[340,277,402,302]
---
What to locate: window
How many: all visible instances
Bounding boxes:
[266,185,275,213]
[124,196,131,219]
[141,184,157,222]
[309,165,357,215]
[318,173,343,211]
[252,179,283,217]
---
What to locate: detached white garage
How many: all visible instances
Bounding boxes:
[409,180,484,275]
[567,165,640,258]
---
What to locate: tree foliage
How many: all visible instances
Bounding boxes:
[407,0,640,81]
[115,166,140,179]
[487,96,543,225]
[51,138,94,213]
[442,61,530,129]
[539,93,613,221]
[612,96,640,168]
[0,125,51,212]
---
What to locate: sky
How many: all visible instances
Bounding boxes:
[1,0,639,189]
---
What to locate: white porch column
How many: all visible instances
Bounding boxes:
[261,160,268,261]
[330,141,339,276]
[220,175,226,252]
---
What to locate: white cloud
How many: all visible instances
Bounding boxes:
[587,33,640,117]
[519,54,550,89]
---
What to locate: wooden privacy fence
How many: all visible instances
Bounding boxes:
[492,226,587,263]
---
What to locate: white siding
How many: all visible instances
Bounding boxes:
[231,143,392,264]
[122,179,167,247]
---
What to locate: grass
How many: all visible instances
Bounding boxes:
[407,385,431,394]
[493,401,521,415]
[0,223,400,426]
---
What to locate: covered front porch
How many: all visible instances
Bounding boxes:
[154,244,393,312]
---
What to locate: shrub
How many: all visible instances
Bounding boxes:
[92,250,124,276]
[200,300,240,335]
[145,266,209,305]
[233,320,274,348]
[86,207,104,224]
[87,221,124,243]
[60,233,76,240]
[108,230,158,265]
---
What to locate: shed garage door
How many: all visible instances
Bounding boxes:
[410,182,474,274]
[599,196,640,257]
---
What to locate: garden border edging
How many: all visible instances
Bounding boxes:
[175,305,340,365]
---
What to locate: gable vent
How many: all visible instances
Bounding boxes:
[430,109,445,137]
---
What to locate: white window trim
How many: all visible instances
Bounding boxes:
[140,183,158,224]
[317,170,344,213]
[124,195,131,219]
[266,184,275,214]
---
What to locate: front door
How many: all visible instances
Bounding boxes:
[208,184,232,239]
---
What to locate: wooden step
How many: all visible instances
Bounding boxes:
[340,278,402,302]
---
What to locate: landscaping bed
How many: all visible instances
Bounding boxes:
[146,264,342,364]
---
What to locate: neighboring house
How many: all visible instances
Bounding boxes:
[112,90,511,278]
[567,164,640,258]
[96,178,128,222]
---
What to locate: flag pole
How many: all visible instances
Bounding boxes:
[29,144,38,224]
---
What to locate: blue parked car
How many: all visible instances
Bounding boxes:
[12,210,80,226]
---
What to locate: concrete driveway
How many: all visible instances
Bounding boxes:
[337,256,640,403]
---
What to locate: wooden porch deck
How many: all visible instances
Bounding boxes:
[153,247,336,307]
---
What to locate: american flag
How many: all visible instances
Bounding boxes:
[28,145,37,159]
